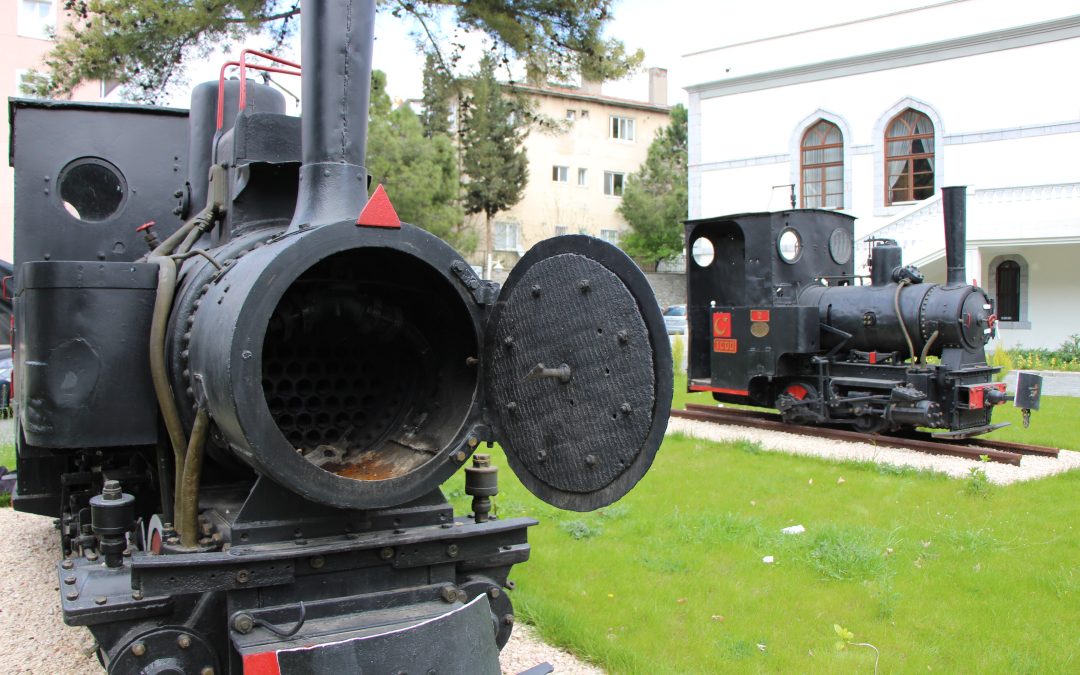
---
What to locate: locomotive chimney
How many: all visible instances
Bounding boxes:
[290,0,375,229]
[942,186,967,287]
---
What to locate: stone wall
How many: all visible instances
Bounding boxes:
[644,272,686,310]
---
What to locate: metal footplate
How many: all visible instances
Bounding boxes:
[236,593,501,674]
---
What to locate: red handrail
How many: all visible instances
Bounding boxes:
[216,49,301,130]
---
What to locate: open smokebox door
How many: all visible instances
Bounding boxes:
[483,235,673,512]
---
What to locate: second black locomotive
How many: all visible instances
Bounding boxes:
[685,187,1040,437]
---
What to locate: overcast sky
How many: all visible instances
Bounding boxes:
[178,0,946,109]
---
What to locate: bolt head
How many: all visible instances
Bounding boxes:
[131,590,144,600]
[233,614,255,634]
[489,587,501,598]
[503,613,515,626]
[585,454,597,466]
[64,575,76,585]
[440,586,458,603]
[379,547,395,560]
[446,544,459,558]
[66,591,79,601]
[309,556,325,569]
[131,642,146,657]
[454,451,467,462]
[61,560,74,570]
[94,595,107,605]
[177,634,192,649]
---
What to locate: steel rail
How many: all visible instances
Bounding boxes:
[672,404,1044,466]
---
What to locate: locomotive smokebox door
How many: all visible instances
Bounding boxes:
[484,236,672,511]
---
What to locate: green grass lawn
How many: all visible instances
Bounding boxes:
[445,436,1080,673]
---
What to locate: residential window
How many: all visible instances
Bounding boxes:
[600,229,620,245]
[800,120,843,209]
[552,165,568,183]
[603,171,625,196]
[493,222,520,251]
[885,109,935,205]
[996,260,1021,322]
[610,115,635,141]
[581,110,590,119]
[18,0,54,39]
[555,225,569,236]
[566,109,576,120]
[577,168,588,187]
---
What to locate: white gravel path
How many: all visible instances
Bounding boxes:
[0,507,602,674]
[668,416,1080,485]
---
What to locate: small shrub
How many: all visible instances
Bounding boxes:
[964,456,993,498]
[671,334,686,377]
[559,519,603,540]
[806,525,888,581]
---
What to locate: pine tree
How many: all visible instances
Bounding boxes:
[618,104,688,271]
[459,55,529,273]
[420,52,454,138]
[31,1,643,102]
[366,71,472,252]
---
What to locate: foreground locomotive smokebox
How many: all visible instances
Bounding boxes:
[187,220,481,510]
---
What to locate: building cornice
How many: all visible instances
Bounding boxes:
[687,14,1080,99]
[508,84,671,114]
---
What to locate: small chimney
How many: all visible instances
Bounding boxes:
[580,78,603,96]
[648,67,668,106]
[942,186,968,287]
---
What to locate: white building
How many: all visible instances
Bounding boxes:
[684,0,1080,349]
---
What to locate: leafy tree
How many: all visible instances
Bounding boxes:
[366,70,472,252]
[459,54,528,271]
[618,103,688,271]
[420,51,454,138]
[34,0,643,102]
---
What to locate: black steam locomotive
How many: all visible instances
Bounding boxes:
[9,1,671,672]
[684,189,1040,437]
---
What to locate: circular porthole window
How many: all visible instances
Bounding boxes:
[828,227,853,265]
[691,237,715,267]
[57,157,127,222]
[777,228,802,263]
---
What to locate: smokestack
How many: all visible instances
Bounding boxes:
[648,68,668,106]
[942,186,967,287]
[291,0,376,229]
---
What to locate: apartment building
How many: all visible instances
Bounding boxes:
[471,69,671,273]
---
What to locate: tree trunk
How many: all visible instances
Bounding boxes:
[485,211,494,280]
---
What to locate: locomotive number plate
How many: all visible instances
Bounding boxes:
[713,338,738,353]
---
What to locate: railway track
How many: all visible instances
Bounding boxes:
[671,403,1060,466]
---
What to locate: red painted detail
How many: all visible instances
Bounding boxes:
[987,314,998,327]
[968,386,985,409]
[784,384,809,400]
[149,529,162,554]
[712,312,731,338]
[750,309,770,322]
[357,184,402,228]
[713,338,738,354]
[242,651,281,675]
[1,276,11,301]
[136,220,156,233]
[216,50,301,130]
[964,312,972,327]
[869,351,877,365]
[688,384,750,396]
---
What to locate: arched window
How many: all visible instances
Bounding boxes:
[800,120,843,209]
[885,109,934,205]
[996,260,1021,322]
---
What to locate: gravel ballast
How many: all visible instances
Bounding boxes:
[668,416,1080,484]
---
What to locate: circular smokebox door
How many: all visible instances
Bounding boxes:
[484,235,672,512]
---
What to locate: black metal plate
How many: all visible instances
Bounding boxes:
[485,236,672,511]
